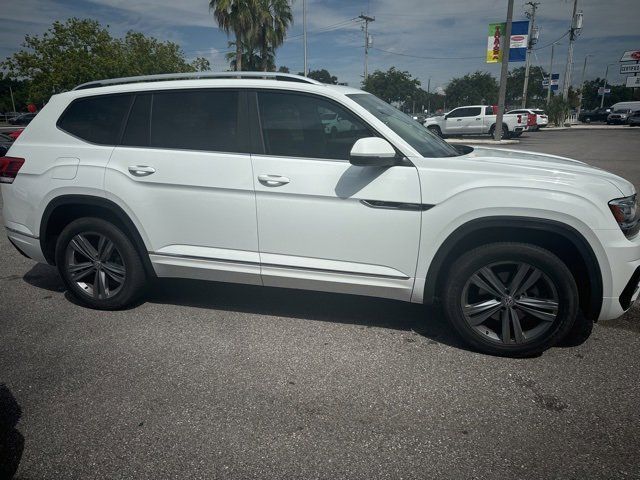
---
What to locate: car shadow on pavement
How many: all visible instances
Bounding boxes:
[0,384,24,480]
[21,263,594,353]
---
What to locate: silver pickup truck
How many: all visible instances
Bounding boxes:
[423,105,527,139]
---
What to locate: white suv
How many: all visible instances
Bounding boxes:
[2,72,639,356]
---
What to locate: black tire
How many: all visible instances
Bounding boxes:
[55,217,147,310]
[488,124,510,140]
[427,125,443,137]
[441,242,578,357]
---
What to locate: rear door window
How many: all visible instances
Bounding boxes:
[149,89,241,153]
[58,94,133,145]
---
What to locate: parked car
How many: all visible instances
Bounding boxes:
[3,71,639,357]
[320,111,355,136]
[0,133,13,156]
[7,112,36,125]
[607,109,633,125]
[578,108,611,123]
[7,128,24,140]
[423,105,526,138]
[628,111,640,127]
[507,108,549,130]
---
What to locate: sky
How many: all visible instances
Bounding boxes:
[1,0,639,92]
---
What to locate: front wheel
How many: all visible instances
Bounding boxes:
[55,217,147,310]
[427,125,443,137]
[441,243,578,357]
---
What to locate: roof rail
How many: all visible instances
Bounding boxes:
[73,71,322,90]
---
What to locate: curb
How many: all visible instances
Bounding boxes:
[541,125,632,131]
[446,138,520,145]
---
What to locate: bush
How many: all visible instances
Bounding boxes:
[547,95,571,126]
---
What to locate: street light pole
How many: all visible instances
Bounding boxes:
[9,85,16,113]
[546,42,556,106]
[303,0,308,76]
[577,54,592,115]
[600,63,615,108]
[494,0,514,141]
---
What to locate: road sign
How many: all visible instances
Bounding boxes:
[620,50,640,62]
[542,73,559,91]
[598,87,612,95]
[626,76,640,88]
[621,64,640,74]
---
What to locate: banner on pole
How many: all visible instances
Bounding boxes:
[508,21,529,62]
[486,21,529,63]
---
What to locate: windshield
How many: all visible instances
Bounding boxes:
[347,93,460,158]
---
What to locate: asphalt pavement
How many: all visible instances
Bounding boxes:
[1,129,639,479]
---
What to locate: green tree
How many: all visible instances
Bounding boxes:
[362,67,421,104]
[2,18,208,104]
[303,69,337,84]
[0,75,29,112]
[506,66,547,107]
[445,71,498,108]
[277,65,290,73]
[209,0,255,71]
[580,78,637,110]
[254,0,292,71]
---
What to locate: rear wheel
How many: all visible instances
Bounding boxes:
[55,217,147,310]
[442,243,578,357]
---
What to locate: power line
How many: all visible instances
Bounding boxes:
[370,47,482,60]
[533,30,570,51]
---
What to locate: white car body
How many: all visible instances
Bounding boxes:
[2,73,639,330]
[423,105,526,136]
[507,108,549,129]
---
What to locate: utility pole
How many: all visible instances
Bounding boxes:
[303,0,308,76]
[577,54,592,115]
[427,77,431,114]
[562,0,583,100]
[546,42,555,106]
[521,1,540,108]
[494,0,514,141]
[359,13,375,81]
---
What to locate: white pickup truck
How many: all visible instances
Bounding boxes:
[423,105,527,139]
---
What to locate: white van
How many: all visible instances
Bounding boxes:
[610,101,640,112]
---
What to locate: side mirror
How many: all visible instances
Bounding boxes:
[349,137,397,167]
[444,114,449,120]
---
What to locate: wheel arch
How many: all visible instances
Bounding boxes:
[423,216,603,320]
[39,194,155,277]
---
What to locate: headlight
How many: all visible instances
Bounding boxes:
[609,194,640,238]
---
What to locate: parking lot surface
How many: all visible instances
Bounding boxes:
[1,129,639,479]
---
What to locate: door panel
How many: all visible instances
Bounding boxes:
[252,155,421,299]
[105,89,260,284]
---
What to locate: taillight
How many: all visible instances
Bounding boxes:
[0,156,25,184]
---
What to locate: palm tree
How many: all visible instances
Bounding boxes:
[253,0,293,72]
[209,0,254,71]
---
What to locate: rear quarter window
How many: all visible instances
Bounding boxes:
[57,94,133,145]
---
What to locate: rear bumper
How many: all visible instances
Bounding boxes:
[5,228,46,263]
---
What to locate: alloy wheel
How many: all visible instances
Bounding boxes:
[461,261,559,345]
[64,232,126,299]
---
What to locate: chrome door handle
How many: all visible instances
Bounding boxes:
[258,174,290,186]
[128,165,156,177]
